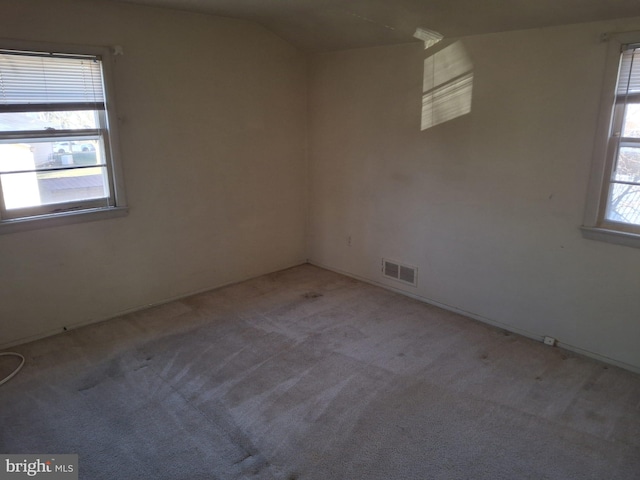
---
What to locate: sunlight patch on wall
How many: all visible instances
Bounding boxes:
[413,28,443,50]
[421,41,473,130]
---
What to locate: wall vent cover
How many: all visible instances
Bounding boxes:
[382,259,417,287]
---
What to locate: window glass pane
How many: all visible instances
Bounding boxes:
[0,111,99,132]
[614,146,640,183]
[1,166,109,210]
[622,104,640,138]
[605,183,640,226]
[0,139,103,173]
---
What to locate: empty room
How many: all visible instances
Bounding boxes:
[1,0,639,478]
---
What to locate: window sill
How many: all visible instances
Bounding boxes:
[580,225,640,249]
[0,206,128,235]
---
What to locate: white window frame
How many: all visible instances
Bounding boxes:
[0,39,127,234]
[582,31,640,248]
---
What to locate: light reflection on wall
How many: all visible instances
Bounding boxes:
[413,27,443,50]
[421,41,473,130]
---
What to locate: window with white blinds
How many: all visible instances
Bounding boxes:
[0,51,105,107]
[602,45,640,229]
[616,46,640,96]
[0,42,126,231]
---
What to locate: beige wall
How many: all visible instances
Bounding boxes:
[308,19,640,371]
[0,0,308,345]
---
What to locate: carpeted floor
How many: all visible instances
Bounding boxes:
[1,264,639,479]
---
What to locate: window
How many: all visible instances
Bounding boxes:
[583,32,640,247]
[0,41,126,233]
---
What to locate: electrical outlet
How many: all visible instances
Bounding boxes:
[543,336,556,346]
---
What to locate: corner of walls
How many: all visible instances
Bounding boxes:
[304,53,313,263]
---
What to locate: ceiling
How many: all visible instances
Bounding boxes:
[111,0,640,51]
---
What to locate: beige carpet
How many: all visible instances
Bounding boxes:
[1,264,639,479]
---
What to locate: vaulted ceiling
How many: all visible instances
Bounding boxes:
[111,0,640,51]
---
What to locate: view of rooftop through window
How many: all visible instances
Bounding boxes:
[0,111,107,210]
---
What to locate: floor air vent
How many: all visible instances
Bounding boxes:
[382,259,417,287]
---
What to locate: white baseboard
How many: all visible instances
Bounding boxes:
[309,260,640,375]
[0,261,307,350]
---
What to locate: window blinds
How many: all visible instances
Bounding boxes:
[0,50,105,109]
[617,46,640,96]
